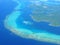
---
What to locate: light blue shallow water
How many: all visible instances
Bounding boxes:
[0,0,60,45]
[4,0,60,45]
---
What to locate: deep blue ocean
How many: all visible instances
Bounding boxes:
[0,0,60,45]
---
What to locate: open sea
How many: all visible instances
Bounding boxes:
[0,0,60,45]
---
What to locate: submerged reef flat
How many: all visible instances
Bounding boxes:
[4,0,60,44]
[29,1,60,26]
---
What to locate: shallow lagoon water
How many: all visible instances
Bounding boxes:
[3,0,60,45]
